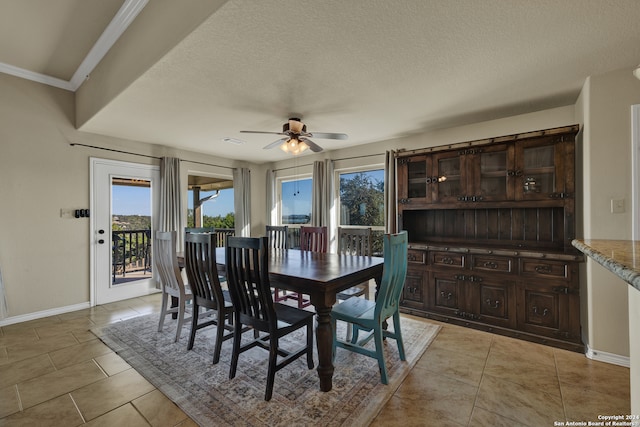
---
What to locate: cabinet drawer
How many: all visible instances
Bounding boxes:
[430,251,465,269]
[520,259,570,281]
[471,255,514,274]
[407,249,427,264]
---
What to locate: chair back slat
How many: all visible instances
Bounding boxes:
[337,227,372,256]
[154,231,185,295]
[300,226,328,253]
[375,231,408,320]
[226,236,274,331]
[266,225,289,250]
[184,232,224,304]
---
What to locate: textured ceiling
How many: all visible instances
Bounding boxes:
[3,0,640,163]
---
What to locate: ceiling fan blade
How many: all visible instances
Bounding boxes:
[289,119,305,134]
[307,132,348,140]
[240,130,287,136]
[300,137,323,152]
[263,137,289,150]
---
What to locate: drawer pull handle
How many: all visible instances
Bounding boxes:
[408,254,416,261]
[483,261,498,269]
[441,257,454,265]
[534,265,552,274]
[485,299,500,309]
[440,291,452,300]
[532,306,549,316]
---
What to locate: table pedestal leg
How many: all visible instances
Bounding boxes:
[314,306,334,392]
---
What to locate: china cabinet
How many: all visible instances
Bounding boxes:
[397,125,583,352]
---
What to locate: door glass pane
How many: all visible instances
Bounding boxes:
[480,151,507,196]
[523,146,555,193]
[111,178,152,285]
[438,157,461,197]
[407,161,426,198]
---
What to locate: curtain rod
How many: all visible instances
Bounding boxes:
[69,143,234,170]
[273,152,385,172]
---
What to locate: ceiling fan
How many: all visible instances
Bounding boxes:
[240,118,348,154]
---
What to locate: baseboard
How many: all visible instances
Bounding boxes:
[0,302,91,327]
[585,343,630,368]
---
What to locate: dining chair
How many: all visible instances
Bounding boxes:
[185,227,215,233]
[265,225,301,306]
[183,232,234,364]
[300,226,328,253]
[331,231,408,385]
[225,236,315,401]
[336,227,372,301]
[155,230,192,342]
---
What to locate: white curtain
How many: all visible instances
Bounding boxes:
[266,169,276,225]
[0,266,7,319]
[384,150,397,233]
[233,168,251,237]
[312,160,333,227]
[159,157,183,236]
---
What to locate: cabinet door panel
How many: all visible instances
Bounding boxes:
[433,151,464,203]
[515,137,566,200]
[427,272,461,315]
[519,288,559,330]
[474,280,516,328]
[402,267,425,310]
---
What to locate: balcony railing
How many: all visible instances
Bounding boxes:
[111,228,237,284]
[112,229,152,284]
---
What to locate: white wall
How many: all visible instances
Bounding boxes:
[0,73,249,321]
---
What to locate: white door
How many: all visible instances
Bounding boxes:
[91,158,160,305]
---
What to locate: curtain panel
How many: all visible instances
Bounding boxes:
[233,168,251,237]
[266,169,276,226]
[159,157,183,236]
[0,266,7,319]
[384,150,397,233]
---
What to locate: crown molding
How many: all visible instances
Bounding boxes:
[0,0,148,92]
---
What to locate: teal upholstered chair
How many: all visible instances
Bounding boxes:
[331,231,408,384]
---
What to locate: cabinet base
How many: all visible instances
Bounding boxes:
[400,306,585,353]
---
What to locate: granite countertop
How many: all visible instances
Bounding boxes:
[571,239,640,290]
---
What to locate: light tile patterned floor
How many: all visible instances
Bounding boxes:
[0,293,630,426]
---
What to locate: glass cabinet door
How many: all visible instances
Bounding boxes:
[475,144,513,201]
[433,151,463,203]
[397,155,433,204]
[515,138,564,200]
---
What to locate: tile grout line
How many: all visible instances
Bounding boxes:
[68,392,87,424]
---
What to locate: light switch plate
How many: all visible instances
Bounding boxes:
[611,198,625,214]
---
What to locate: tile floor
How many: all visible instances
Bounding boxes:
[0,293,630,426]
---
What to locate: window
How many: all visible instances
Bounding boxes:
[338,168,385,253]
[186,175,234,229]
[278,176,312,249]
[280,177,312,225]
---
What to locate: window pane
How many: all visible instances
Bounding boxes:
[187,187,235,229]
[339,170,384,226]
[281,178,312,225]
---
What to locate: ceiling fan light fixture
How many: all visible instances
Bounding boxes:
[634,64,640,80]
[280,137,309,155]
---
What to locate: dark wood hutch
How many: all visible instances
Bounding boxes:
[396,125,584,352]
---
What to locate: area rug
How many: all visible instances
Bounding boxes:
[92,312,440,426]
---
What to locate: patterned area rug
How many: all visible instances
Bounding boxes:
[92,312,440,426]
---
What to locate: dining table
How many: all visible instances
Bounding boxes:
[178,247,384,392]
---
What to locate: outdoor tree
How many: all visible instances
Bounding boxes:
[339,172,384,226]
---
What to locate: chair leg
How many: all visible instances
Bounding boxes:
[175,298,186,342]
[158,291,168,332]
[265,336,278,401]
[212,310,225,364]
[187,302,199,350]
[393,312,406,360]
[229,320,242,380]
[374,327,388,385]
[306,321,314,369]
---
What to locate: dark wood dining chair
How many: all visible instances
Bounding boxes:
[155,231,192,342]
[265,225,303,306]
[300,226,328,253]
[185,227,214,233]
[331,231,408,385]
[183,232,234,364]
[225,236,315,401]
